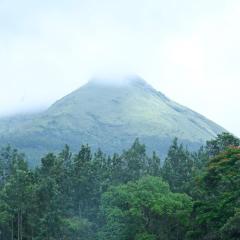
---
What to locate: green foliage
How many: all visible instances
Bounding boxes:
[0,78,225,165]
[61,217,93,240]
[135,233,156,240]
[189,146,240,240]
[206,132,240,157]
[162,138,194,193]
[0,147,35,239]
[220,209,240,240]
[113,138,160,183]
[0,133,239,240]
[99,176,192,240]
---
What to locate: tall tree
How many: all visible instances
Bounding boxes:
[121,138,149,183]
[99,176,193,240]
[189,147,240,240]
[162,138,194,193]
[0,146,24,188]
[147,151,161,177]
[34,153,64,239]
[72,145,97,220]
[0,154,34,240]
[206,132,240,157]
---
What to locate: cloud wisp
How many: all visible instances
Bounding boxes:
[0,0,239,136]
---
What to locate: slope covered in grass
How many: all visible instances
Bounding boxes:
[0,76,225,165]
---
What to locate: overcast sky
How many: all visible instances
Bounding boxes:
[0,0,239,136]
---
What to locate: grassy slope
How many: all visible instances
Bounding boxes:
[0,78,225,165]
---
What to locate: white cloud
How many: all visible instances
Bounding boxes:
[0,0,239,136]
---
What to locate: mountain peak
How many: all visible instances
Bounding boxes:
[0,75,225,165]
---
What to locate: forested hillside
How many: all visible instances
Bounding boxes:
[0,132,239,240]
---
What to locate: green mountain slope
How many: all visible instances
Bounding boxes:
[0,76,225,165]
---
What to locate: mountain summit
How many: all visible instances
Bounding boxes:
[0,76,225,165]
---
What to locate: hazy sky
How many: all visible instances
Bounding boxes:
[0,0,239,136]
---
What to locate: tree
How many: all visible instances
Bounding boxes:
[147,151,161,177]
[109,153,125,185]
[220,209,240,240]
[120,138,149,183]
[0,146,25,188]
[162,138,194,193]
[71,145,105,234]
[0,154,34,240]
[189,147,240,240]
[99,176,193,240]
[34,153,65,239]
[206,132,240,157]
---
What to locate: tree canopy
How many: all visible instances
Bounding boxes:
[0,132,239,240]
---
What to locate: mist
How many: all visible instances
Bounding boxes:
[0,0,239,136]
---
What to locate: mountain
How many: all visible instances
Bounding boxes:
[0,75,225,165]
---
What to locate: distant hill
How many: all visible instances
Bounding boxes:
[0,75,225,165]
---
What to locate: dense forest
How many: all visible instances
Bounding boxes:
[0,132,239,240]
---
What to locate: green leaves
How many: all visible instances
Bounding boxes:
[162,138,194,194]
[206,132,240,157]
[135,232,156,240]
[99,176,193,240]
[0,134,238,240]
[220,209,240,240]
[190,147,240,239]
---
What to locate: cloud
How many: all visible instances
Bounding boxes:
[0,0,239,136]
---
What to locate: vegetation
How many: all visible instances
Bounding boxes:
[0,133,239,239]
[0,78,225,165]
[99,176,192,240]
[188,146,240,239]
